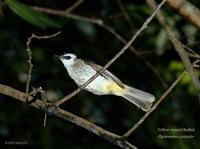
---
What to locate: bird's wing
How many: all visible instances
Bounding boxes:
[86,61,125,88]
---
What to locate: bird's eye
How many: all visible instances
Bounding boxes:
[64,55,71,60]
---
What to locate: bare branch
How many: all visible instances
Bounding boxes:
[40,88,48,127]
[25,36,33,96]
[55,87,81,106]
[181,44,200,58]
[25,31,61,97]
[55,0,167,106]
[166,0,200,30]
[29,31,61,40]
[0,84,137,149]
[32,6,103,25]
[65,0,85,13]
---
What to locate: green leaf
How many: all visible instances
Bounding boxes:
[168,61,184,71]
[5,0,61,29]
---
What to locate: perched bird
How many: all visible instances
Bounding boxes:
[59,53,155,111]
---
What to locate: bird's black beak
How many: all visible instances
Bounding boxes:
[54,55,62,59]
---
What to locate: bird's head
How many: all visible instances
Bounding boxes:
[59,53,77,66]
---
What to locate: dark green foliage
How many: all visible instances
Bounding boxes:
[5,0,61,28]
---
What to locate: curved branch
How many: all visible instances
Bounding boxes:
[0,84,137,149]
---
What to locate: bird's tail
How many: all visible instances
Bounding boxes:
[122,85,155,112]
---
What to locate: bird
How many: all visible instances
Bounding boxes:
[58,53,155,111]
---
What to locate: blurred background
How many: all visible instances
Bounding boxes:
[0,0,200,148]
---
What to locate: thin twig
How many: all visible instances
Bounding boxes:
[187,52,200,59]
[25,31,61,97]
[176,40,200,58]
[0,84,137,149]
[30,31,61,40]
[122,60,200,138]
[55,88,80,106]
[26,35,34,96]
[65,0,85,13]
[55,0,167,106]
[32,6,103,25]
[29,87,43,96]
[40,88,48,127]
[28,87,48,127]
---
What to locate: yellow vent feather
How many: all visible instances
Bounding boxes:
[104,81,126,96]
